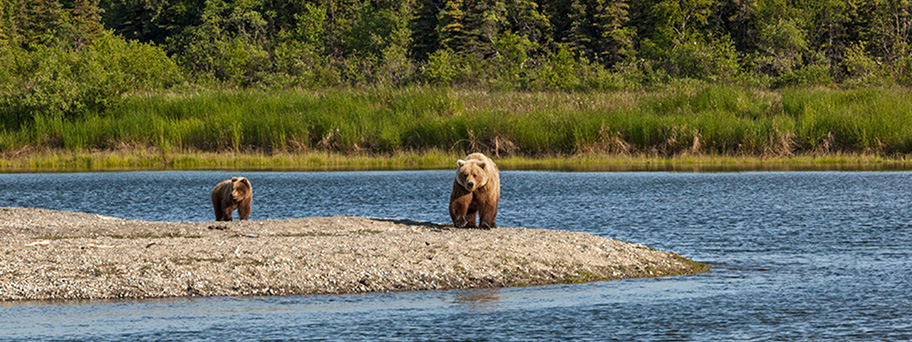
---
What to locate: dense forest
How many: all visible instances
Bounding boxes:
[4,0,912,92]
[2,0,912,162]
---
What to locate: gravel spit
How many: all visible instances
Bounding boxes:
[0,207,708,301]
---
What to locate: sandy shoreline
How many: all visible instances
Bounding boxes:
[0,207,708,301]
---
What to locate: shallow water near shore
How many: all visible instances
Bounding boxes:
[2,170,911,340]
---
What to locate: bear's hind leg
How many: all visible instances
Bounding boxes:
[213,200,224,221]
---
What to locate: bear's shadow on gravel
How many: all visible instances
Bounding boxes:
[370,218,453,230]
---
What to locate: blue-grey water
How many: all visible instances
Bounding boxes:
[1,170,911,341]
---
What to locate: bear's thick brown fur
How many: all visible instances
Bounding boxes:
[211,177,252,221]
[449,153,500,229]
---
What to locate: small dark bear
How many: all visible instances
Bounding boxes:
[449,153,500,229]
[211,177,252,221]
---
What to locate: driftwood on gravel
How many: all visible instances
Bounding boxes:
[0,207,708,301]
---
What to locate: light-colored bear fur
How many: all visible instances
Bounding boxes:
[449,153,500,229]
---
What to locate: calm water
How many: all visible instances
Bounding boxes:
[1,171,911,341]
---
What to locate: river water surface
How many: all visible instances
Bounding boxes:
[1,171,911,341]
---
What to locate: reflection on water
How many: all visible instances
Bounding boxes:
[1,171,911,341]
[451,289,501,312]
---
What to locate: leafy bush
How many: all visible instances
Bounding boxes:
[423,48,460,85]
[774,64,833,88]
[0,31,180,130]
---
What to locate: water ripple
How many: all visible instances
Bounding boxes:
[1,171,911,341]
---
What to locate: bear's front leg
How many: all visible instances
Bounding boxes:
[464,207,478,228]
[237,199,251,220]
[478,199,497,229]
[221,208,234,221]
[449,193,472,228]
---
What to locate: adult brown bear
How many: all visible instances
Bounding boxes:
[211,177,252,221]
[449,153,500,229]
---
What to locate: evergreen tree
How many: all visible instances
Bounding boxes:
[461,0,502,58]
[565,0,594,59]
[438,0,468,51]
[411,0,441,60]
[0,0,17,46]
[16,0,65,48]
[64,0,104,49]
[99,0,206,46]
[594,0,635,65]
[502,0,549,45]
[715,0,757,53]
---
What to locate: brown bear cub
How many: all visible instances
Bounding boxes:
[211,177,252,221]
[449,153,500,229]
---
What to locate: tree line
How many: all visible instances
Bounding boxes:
[2,0,912,121]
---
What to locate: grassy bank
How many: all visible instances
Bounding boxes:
[3,85,912,171]
[3,150,912,172]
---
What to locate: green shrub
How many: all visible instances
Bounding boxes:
[0,31,179,131]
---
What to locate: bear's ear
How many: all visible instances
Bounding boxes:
[476,161,486,169]
[457,160,466,167]
[231,177,239,182]
[240,177,250,186]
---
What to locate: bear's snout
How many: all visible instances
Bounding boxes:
[466,181,475,189]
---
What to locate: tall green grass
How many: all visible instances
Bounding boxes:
[3,85,912,157]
